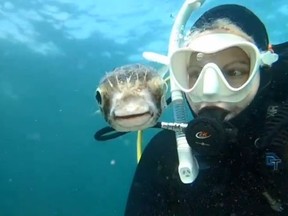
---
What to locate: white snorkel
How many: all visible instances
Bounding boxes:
[143,0,205,184]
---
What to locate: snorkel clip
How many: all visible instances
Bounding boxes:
[260,50,279,66]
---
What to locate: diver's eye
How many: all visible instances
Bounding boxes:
[95,90,102,105]
[224,69,244,77]
[223,62,250,77]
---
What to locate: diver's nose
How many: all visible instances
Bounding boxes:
[202,66,219,95]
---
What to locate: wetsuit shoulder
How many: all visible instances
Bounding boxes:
[268,42,288,101]
[142,129,177,158]
[124,130,180,216]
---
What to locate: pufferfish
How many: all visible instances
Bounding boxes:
[95,63,168,132]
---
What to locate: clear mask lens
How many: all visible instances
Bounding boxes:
[186,46,256,90]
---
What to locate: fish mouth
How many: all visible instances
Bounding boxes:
[112,111,155,131]
[114,111,152,120]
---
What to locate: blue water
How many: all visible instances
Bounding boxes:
[0,0,287,215]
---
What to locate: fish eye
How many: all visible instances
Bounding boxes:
[95,89,102,105]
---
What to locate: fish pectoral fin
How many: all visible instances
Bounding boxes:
[91,109,101,116]
[161,95,168,109]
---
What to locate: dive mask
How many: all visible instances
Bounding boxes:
[170,33,278,103]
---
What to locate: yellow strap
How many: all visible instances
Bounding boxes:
[135,76,170,164]
[136,130,143,163]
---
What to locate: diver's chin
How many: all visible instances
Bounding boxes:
[112,112,155,132]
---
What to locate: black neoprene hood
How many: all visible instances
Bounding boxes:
[192,4,269,51]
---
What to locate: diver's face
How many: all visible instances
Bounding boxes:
[185,46,260,120]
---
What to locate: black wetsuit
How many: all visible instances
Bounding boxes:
[125,51,288,216]
[125,131,287,216]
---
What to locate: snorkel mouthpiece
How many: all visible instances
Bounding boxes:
[198,107,229,120]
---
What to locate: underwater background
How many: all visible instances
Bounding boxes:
[0,0,287,215]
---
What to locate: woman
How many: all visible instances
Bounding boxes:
[125,4,288,216]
